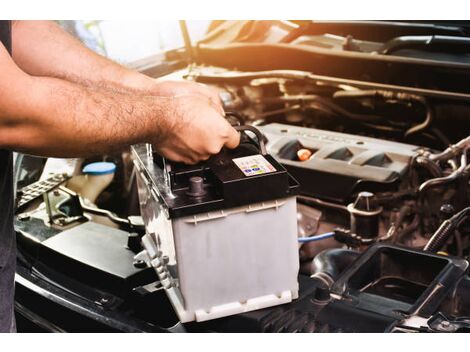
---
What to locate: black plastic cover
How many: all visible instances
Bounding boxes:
[132,131,299,219]
[328,244,469,321]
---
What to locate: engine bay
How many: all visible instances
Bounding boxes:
[13,64,470,332]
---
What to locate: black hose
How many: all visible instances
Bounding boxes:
[403,97,433,138]
[334,89,434,138]
[297,195,348,213]
[309,248,360,286]
[257,95,385,122]
[191,68,470,101]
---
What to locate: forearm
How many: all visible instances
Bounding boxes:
[11,20,154,92]
[0,75,172,157]
[10,21,224,114]
[0,26,236,163]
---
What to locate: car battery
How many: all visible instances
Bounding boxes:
[132,126,300,323]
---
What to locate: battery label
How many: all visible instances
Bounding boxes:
[232,154,276,177]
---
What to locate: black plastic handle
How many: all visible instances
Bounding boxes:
[225,111,267,155]
[234,125,267,155]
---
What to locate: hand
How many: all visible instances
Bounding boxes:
[151,80,224,115]
[153,95,239,164]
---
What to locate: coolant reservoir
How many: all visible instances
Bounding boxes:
[67,162,116,203]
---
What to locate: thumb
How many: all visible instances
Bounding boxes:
[224,125,240,149]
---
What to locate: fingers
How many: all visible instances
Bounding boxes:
[158,146,211,165]
[154,92,238,165]
[224,125,241,149]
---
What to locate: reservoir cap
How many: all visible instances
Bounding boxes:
[82,162,116,175]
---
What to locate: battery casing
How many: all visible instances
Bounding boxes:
[132,143,299,322]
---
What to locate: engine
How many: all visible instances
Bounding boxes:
[14,66,470,332]
[196,69,470,257]
[191,68,470,332]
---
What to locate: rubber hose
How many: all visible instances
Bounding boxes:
[309,248,360,285]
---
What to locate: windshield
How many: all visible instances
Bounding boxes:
[58,20,211,64]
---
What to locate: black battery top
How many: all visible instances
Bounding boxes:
[132,126,299,219]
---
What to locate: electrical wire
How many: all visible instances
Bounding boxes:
[298,232,335,243]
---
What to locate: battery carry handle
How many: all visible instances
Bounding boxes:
[225,111,267,156]
[233,125,267,156]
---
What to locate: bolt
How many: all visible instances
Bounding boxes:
[133,259,146,268]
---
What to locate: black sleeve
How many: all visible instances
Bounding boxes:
[0,20,12,55]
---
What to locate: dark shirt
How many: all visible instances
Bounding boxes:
[0,19,16,332]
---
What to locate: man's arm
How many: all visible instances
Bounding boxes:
[11,21,154,90]
[10,20,223,111]
[0,44,239,163]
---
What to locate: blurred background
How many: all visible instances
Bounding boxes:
[57,20,210,64]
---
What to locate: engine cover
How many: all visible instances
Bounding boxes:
[259,123,420,203]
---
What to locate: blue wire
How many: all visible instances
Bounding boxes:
[298,232,335,243]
